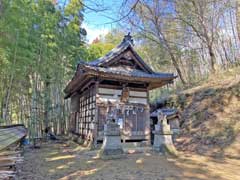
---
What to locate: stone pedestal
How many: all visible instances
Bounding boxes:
[99,120,124,159]
[153,117,177,155]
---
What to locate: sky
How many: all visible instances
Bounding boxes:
[82,0,123,43]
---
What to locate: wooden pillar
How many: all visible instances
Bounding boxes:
[145,105,151,145]
[145,87,151,145]
[70,93,80,134]
[92,81,99,147]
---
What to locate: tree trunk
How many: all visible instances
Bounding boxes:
[161,36,187,85]
[29,73,38,140]
[236,0,240,41]
[44,76,51,129]
[2,88,11,123]
[207,44,216,72]
[169,52,187,85]
[1,31,19,124]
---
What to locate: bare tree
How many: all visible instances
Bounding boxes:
[124,0,187,85]
[236,0,240,41]
[176,0,232,72]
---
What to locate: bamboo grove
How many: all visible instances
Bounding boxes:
[0,0,87,138]
[1,0,240,139]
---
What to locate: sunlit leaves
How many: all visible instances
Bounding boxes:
[0,0,87,125]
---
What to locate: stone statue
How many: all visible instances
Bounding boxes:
[157,109,164,124]
[99,113,124,159]
[153,110,177,156]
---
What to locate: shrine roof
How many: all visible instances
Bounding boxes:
[85,33,154,73]
[64,34,177,98]
[87,40,129,66]
[150,108,179,119]
[79,63,175,80]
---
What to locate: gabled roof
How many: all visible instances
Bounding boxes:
[87,34,154,73]
[87,40,129,66]
[80,63,174,80]
[150,108,179,119]
[64,34,177,98]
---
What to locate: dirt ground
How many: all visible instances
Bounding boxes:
[16,141,240,180]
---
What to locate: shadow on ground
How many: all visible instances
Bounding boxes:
[17,142,240,180]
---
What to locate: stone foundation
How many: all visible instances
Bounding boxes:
[153,116,177,156]
[153,132,177,155]
[99,120,124,159]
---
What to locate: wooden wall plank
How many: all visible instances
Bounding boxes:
[129,97,147,104]
[129,91,147,97]
[98,88,122,95]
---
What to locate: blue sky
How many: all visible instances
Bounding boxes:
[83,0,123,43]
[57,0,124,43]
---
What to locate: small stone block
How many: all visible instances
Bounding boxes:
[99,122,124,159]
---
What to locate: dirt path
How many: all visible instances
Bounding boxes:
[16,142,240,180]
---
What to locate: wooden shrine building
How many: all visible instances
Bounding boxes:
[64,34,176,145]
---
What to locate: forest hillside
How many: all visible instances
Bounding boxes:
[157,67,240,157]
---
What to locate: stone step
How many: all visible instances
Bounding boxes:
[122,141,149,148]
[124,146,152,154]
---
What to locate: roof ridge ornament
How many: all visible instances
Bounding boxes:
[123,32,134,46]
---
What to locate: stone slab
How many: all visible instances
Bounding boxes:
[153,134,177,156]
[99,121,124,159]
